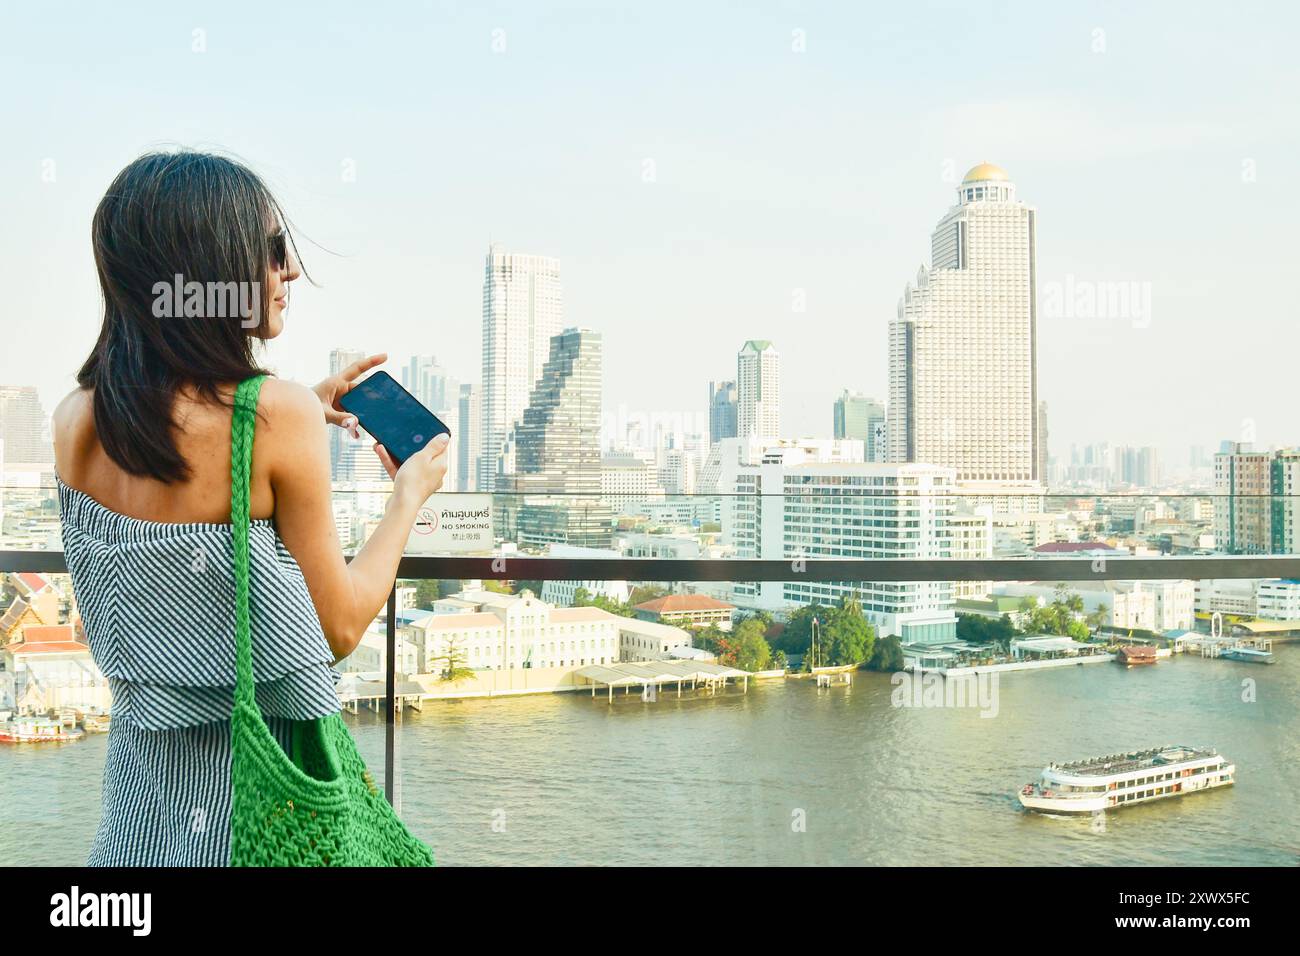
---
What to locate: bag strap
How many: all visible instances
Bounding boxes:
[231,374,268,710]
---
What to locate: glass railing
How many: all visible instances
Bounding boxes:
[3,485,1299,864]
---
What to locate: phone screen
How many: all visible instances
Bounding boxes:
[337,370,451,466]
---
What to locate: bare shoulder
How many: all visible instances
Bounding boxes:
[257,377,324,430]
[51,387,94,456]
[255,379,329,477]
[52,387,92,434]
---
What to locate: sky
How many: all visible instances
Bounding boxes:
[2,0,1298,466]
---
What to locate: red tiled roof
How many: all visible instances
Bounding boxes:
[8,624,84,655]
[634,594,735,613]
[15,573,50,594]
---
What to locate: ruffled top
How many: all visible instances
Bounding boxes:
[57,478,341,730]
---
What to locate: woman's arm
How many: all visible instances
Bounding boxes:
[263,380,448,661]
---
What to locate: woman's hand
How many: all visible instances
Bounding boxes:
[311,352,387,430]
[375,434,450,508]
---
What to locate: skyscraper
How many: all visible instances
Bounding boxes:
[708,380,738,446]
[0,386,52,465]
[737,340,780,441]
[402,355,458,418]
[455,383,481,493]
[887,162,1038,483]
[503,328,612,548]
[833,390,885,461]
[1214,444,1299,555]
[1036,400,1049,487]
[326,349,364,482]
[479,244,565,492]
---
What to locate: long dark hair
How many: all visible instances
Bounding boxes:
[78,150,302,483]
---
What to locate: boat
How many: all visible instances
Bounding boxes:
[0,716,87,744]
[1219,646,1275,665]
[83,713,111,733]
[1018,745,1234,814]
[1117,645,1158,666]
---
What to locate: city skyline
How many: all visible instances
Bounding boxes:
[3,2,1299,461]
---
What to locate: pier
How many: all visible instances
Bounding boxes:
[575,661,749,701]
[1179,634,1275,664]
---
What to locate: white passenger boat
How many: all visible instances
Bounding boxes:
[0,716,87,744]
[1018,745,1234,814]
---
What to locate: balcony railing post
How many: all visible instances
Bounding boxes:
[385,584,396,806]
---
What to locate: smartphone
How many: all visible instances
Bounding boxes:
[337,370,451,467]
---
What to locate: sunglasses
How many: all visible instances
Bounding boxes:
[269,230,289,270]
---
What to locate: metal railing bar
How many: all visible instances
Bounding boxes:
[6,550,1300,582]
[384,586,396,806]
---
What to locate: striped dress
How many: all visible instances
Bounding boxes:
[57,478,342,866]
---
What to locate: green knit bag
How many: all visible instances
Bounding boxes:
[228,375,435,867]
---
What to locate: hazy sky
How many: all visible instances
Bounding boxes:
[3,0,1298,465]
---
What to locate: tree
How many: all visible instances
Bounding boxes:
[1085,603,1110,630]
[776,604,828,657]
[694,624,725,655]
[1017,588,1094,639]
[628,585,669,606]
[429,638,476,684]
[730,617,772,672]
[867,634,904,671]
[821,596,875,667]
[483,579,512,594]
[573,587,636,617]
[413,578,458,608]
[957,613,1019,648]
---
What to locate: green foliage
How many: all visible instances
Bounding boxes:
[956,613,1019,646]
[819,594,875,667]
[628,585,668,606]
[1016,589,1096,639]
[866,634,904,671]
[412,579,461,609]
[694,624,725,655]
[1085,604,1110,629]
[776,603,829,656]
[429,639,476,684]
[483,579,513,594]
[728,617,772,672]
[573,587,636,617]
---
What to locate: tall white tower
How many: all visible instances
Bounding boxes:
[737,340,780,441]
[887,162,1039,483]
[479,244,564,491]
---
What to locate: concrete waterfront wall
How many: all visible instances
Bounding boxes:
[930,654,1116,678]
[413,666,588,700]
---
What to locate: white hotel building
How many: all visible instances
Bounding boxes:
[888,162,1040,485]
[728,449,961,644]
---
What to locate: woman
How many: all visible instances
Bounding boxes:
[52,150,447,865]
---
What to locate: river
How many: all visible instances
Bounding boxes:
[4,649,1297,865]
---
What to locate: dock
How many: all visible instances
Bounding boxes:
[575,661,749,701]
[1179,634,1275,664]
